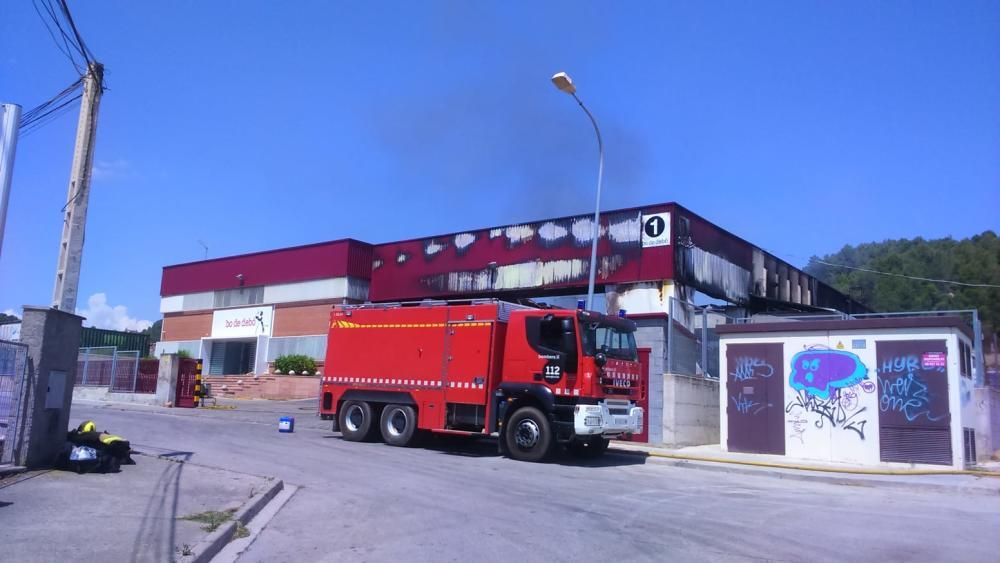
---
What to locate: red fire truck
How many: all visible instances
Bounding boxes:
[319,300,644,462]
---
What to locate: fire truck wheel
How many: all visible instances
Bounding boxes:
[569,436,610,458]
[504,406,552,462]
[380,404,417,447]
[339,400,376,441]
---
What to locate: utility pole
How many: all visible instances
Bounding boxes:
[0,103,22,260]
[52,62,103,312]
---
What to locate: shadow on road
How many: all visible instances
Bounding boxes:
[326,432,650,467]
[552,450,648,468]
[129,450,192,563]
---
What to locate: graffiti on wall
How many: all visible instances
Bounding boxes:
[731,356,774,382]
[731,392,766,415]
[877,353,948,424]
[728,355,775,416]
[785,347,874,440]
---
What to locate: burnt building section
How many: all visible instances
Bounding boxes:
[671,207,867,314]
[367,202,864,316]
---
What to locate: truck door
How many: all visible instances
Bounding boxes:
[443,319,494,428]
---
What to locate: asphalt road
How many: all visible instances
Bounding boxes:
[74,401,1000,563]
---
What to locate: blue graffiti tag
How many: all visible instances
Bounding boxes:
[789,348,868,400]
[878,373,947,423]
[731,356,775,382]
[731,393,766,415]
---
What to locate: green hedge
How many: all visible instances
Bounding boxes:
[274,354,317,375]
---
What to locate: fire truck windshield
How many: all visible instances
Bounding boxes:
[580,322,638,361]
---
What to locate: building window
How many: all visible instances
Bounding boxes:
[214,286,264,308]
[267,336,327,361]
[960,340,972,379]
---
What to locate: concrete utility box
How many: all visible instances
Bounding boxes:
[717,316,984,469]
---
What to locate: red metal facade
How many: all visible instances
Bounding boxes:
[160,239,372,296]
[369,205,675,302]
[158,202,858,311]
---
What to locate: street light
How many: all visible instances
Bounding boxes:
[551,71,604,312]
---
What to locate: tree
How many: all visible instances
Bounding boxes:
[805,231,1000,351]
[143,319,163,344]
[0,312,19,324]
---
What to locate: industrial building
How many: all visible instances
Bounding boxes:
[156,202,862,378]
[155,201,871,443]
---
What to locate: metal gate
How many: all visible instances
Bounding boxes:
[0,339,29,465]
[621,347,651,443]
[175,358,200,408]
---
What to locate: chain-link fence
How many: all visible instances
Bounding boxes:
[666,298,739,379]
[0,339,29,465]
[79,347,158,394]
[77,347,116,386]
[110,350,139,392]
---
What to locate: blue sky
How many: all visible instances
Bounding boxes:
[1,1,997,327]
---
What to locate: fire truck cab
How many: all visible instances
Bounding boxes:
[319,301,644,462]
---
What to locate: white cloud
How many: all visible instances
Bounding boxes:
[76,293,152,332]
[92,158,131,180]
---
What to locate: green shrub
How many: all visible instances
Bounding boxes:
[177,349,192,359]
[274,354,317,375]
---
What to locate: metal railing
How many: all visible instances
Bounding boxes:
[79,347,157,394]
[77,346,117,386]
[0,339,29,465]
[666,297,739,379]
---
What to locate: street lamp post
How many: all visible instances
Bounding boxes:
[551,71,604,312]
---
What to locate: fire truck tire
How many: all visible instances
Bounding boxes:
[339,400,376,442]
[380,404,417,447]
[569,436,610,458]
[504,406,553,462]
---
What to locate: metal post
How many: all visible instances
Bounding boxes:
[131,352,140,393]
[701,307,709,378]
[666,297,674,375]
[0,103,21,259]
[570,93,604,312]
[81,348,89,386]
[110,349,117,390]
[52,64,104,312]
[973,309,986,386]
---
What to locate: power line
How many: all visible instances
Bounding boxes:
[31,0,83,73]
[811,259,1000,289]
[31,0,101,85]
[18,78,84,136]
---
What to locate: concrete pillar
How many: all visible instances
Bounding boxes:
[155,353,181,407]
[17,306,83,468]
[778,264,790,302]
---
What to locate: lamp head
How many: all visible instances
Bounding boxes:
[551,72,576,95]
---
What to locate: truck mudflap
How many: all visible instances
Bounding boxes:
[573,400,643,438]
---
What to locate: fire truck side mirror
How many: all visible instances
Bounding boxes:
[594,352,607,367]
[559,318,578,373]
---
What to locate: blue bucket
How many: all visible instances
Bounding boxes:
[278,416,295,433]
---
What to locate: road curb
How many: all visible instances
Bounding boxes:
[179,478,285,563]
[611,448,1000,495]
[130,450,287,563]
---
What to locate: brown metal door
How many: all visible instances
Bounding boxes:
[175,358,198,408]
[875,340,952,465]
[727,343,785,454]
[621,348,650,443]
